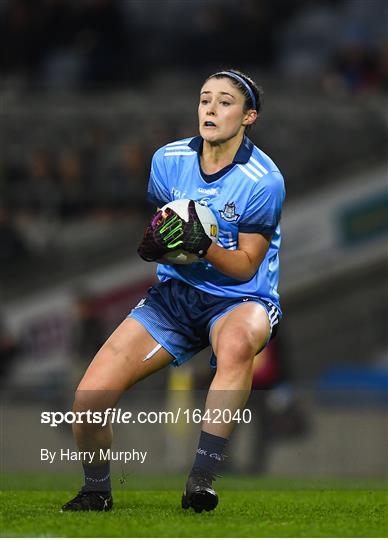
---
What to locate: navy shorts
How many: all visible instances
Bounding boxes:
[128,279,280,367]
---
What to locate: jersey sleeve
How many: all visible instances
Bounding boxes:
[239,171,285,235]
[147,147,170,208]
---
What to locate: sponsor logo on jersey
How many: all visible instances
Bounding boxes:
[219,202,240,222]
[197,187,219,195]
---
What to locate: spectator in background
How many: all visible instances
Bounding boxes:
[225,332,309,475]
[24,149,60,218]
[73,291,105,362]
[0,205,29,265]
[105,141,148,214]
[322,0,388,97]
[0,0,133,90]
[80,125,108,211]
[57,150,86,219]
[38,0,81,90]
[325,27,381,95]
[74,0,130,88]
[0,154,25,213]
[378,40,388,93]
[252,336,309,445]
[0,314,20,384]
[183,5,234,67]
[71,289,106,384]
[0,0,39,81]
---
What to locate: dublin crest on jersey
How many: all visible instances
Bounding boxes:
[219,202,240,222]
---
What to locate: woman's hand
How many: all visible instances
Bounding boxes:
[137,201,212,262]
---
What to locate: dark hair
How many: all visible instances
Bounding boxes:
[205,69,263,113]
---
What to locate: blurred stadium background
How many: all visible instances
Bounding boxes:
[1,0,387,482]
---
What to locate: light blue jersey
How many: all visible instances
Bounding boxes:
[147,135,286,313]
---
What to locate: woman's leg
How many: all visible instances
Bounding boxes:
[204,301,270,437]
[62,317,173,511]
[73,317,173,462]
[182,302,270,512]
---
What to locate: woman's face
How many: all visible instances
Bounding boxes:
[198,77,256,144]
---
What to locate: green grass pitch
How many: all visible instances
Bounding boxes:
[1,475,387,537]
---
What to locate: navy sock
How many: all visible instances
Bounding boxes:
[82,461,111,493]
[190,430,228,478]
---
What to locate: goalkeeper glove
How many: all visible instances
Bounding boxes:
[137,200,212,262]
[181,199,212,257]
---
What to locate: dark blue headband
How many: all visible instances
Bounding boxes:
[214,71,257,110]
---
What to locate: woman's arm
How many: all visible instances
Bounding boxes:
[205,232,271,281]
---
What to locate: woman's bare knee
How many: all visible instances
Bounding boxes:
[73,388,120,415]
[76,318,173,393]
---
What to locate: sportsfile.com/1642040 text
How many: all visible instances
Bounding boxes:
[41,408,253,427]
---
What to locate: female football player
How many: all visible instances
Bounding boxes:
[62,69,285,513]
